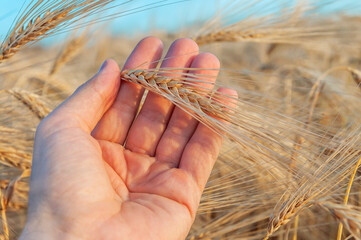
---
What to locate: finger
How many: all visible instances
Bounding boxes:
[156,53,220,166]
[50,59,121,132]
[126,38,199,156]
[179,87,238,191]
[92,36,164,143]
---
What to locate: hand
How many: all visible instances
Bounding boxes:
[21,37,237,240]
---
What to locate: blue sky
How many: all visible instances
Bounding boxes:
[0,1,217,39]
[0,0,359,44]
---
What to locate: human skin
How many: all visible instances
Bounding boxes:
[20,37,237,240]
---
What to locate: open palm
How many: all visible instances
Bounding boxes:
[22,37,236,240]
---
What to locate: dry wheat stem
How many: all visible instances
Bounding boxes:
[292,215,299,240]
[337,155,361,240]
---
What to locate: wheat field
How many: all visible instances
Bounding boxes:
[0,0,361,239]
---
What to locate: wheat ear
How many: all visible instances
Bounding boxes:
[5,89,51,119]
[0,0,115,63]
[49,30,89,75]
[320,202,361,240]
[265,129,361,239]
[193,0,359,46]
[264,193,310,240]
[0,9,70,62]
[120,69,232,121]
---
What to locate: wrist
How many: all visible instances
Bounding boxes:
[21,225,83,240]
[20,212,83,240]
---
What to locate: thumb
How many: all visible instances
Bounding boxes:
[51,59,121,132]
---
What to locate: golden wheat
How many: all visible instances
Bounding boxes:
[0,0,115,63]
[0,1,361,239]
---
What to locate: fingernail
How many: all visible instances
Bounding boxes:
[98,60,108,73]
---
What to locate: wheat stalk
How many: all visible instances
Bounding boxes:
[337,155,361,240]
